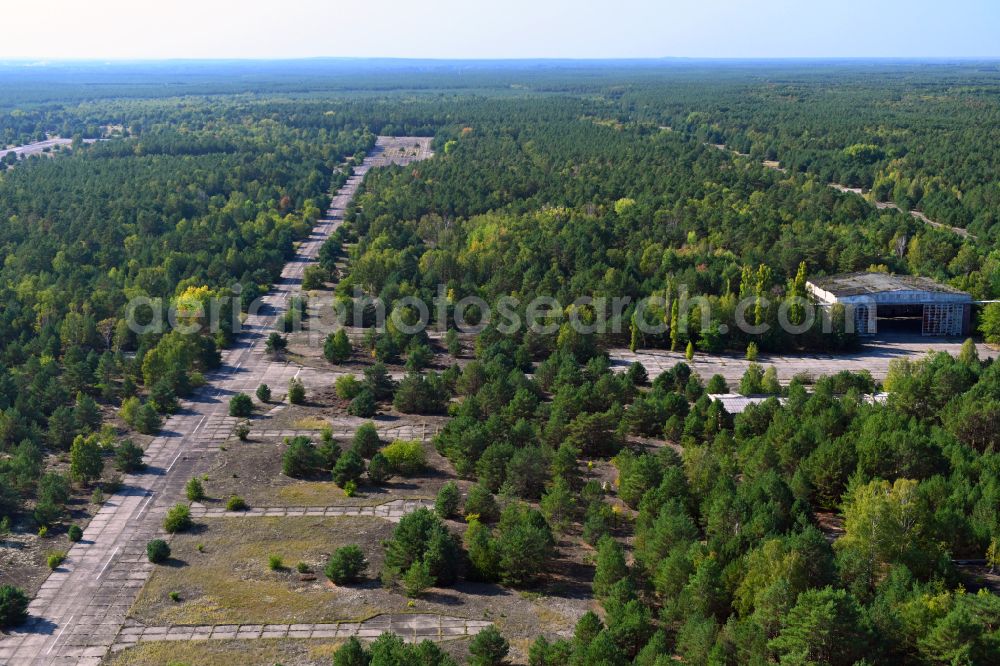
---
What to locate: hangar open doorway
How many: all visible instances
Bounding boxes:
[807,273,971,337]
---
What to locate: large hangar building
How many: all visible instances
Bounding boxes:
[807,272,972,337]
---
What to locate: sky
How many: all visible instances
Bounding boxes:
[2,0,999,60]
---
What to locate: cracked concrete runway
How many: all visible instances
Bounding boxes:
[0,137,433,665]
[609,335,997,387]
[109,613,492,652]
[187,498,435,521]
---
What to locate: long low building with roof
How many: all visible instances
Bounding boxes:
[807,272,972,337]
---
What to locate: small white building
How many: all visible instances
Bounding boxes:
[807,272,972,337]
[708,393,785,414]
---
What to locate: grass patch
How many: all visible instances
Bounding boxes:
[293,416,330,430]
[106,638,345,666]
[274,481,399,507]
[128,516,392,626]
[275,481,356,506]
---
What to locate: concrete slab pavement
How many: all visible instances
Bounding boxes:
[609,335,997,387]
[108,613,490,652]
[0,137,433,665]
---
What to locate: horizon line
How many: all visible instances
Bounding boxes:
[3,55,1000,65]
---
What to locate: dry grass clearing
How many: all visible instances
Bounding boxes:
[104,636,474,666]
[129,516,393,626]
[203,436,454,508]
[126,514,588,653]
[104,638,342,666]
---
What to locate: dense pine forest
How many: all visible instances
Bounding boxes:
[1,61,1000,664]
[0,98,376,524]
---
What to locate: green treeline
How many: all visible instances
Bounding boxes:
[0,102,373,524]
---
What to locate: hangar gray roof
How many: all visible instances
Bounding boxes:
[807,272,970,300]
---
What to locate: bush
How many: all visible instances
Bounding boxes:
[163,504,192,533]
[445,328,461,356]
[382,508,462,590]
[503,446,547,500]
[626,362,648,386]
[368,453,392,485]
[324,329,353,364]
[348,389,377,417]
[981,302,1000,344]
[404,342,434,371]
[373,333,400,363]
[34,495,64,528]
[135,403,162,434]
[69,434,103,485]
[325,545,368,584]
[318,435,341,469]
[114,440,145,473]
[288,378,306,405]
[185,477,205,502]
[529,636,571,666]
[229,392,253,417]
[465,484,500,522]
[335,375,363,400]
[302,264,328,291]
[255,383,272,402]
[476,442,514,492]
[150,380,178,413]
[363,362,396,400]
[104,473,124,494]
[146,539,171,563]
[403,560,434,598]
[762,366,781,394]
[435,481,462,519]
[333,450,365,488]
[494,504,555,587]
[740,363,765,395]
[265,332,288,356]
[74,392,102,430]
[235,422,250,441]
[283,436,322,477]
[118,396,140,425]
[464,519,500,582]
[268,554,284,571]
[582,503,613,546]
[335,632,454,666]
[351,422,381,458]
[332,637,369,666]
[47,551,66,570]
[226,495,248,511]
[540,477,576,533]
[38,475,65,517]
[469,626,510,666]
[67,525,83,542]
[393,372,448,414]
[706,374,729,393]
[381,440,426,476]
[592,537,628,599]
[0,585,29,628]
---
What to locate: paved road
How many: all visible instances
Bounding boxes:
[0,137,98,161]
[0,137,433,665]
[610,334,997,387]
